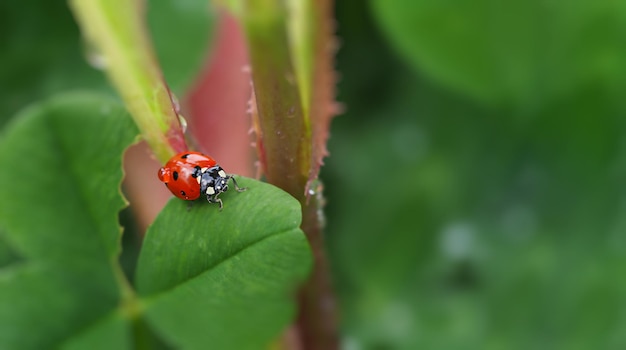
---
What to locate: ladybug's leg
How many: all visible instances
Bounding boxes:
[207,193,224,211]
[228,175,247,193]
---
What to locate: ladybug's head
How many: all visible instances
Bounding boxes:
[157,167,171,183]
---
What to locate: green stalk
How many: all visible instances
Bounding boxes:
[237,0,339,349]
[242,0,311,199]
[69,0,187,164]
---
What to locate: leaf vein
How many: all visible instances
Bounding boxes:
[142,228,298,300]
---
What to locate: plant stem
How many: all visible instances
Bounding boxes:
[238,0,339,348]
[243,0,310,199]
[69,0,187,164]
[298,193,339,350]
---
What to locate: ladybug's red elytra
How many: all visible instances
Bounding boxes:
[158,151,246,209]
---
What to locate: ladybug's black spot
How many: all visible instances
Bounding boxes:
[180,190,186,197]
[181,154,190,159]
[173,171,179,181]
[191,166,201,178]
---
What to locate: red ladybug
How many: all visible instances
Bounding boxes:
[157,151,245,209]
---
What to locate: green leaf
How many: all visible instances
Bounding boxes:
[137,178,312,349]
[61,312,132,350]
[0,93,311,348]
[0,93,136,262]
[0,93,137,349]
[372,0,626,105]
[0,2,110,127]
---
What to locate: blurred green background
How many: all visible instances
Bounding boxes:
[326,1,626,349]
[2,1,626,349]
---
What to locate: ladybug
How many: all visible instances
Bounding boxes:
[157,151,246,209]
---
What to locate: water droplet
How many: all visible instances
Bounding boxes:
[379,301,415,339]
[440,222,475,260]
[341,336,361,350]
